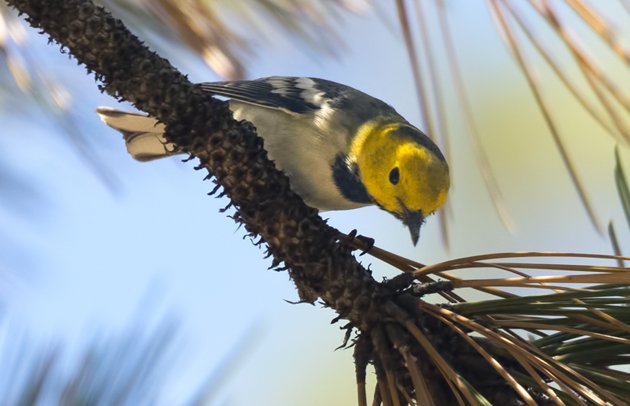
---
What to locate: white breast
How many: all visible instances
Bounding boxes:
[228,100,367,211]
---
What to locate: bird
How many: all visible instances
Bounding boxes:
[96,76,450,245]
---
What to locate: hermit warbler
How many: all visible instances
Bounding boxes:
[97,77,449,245]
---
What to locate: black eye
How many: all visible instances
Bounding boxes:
[389,167,400,185]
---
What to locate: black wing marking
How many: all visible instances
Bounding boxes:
[198,77,346,114]
[332,153,372,204]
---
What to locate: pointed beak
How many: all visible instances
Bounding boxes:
[402,207,424,246]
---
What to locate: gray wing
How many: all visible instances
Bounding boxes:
[198,77,399,121]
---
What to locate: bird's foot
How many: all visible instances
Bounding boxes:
[343,229,375,256]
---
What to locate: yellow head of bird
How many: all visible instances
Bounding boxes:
[352,122,450,245]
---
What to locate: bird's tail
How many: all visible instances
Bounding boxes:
[96,107,179,162]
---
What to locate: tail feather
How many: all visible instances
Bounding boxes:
[96,107,179,162]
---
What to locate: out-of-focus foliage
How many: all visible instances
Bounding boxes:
[101,0,370,80]
[395,0,630,239]
[615,146,630,229]
[0,317,179,405]
[610,146,629,265]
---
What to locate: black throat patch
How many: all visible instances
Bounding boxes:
[332,153,372,204]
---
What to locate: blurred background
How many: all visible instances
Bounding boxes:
[0,0,628,404]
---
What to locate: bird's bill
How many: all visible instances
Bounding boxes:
[403,209,424,246]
